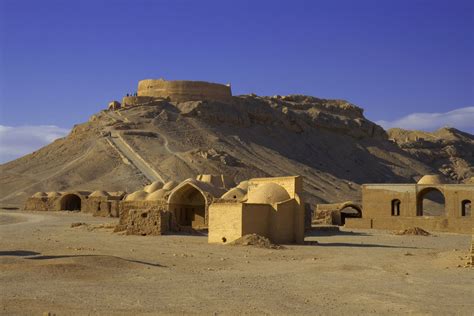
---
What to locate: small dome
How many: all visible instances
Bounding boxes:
[89,190,110,197]
[145,181,164,193]
[163,181,178,191]
[466,177,474,184]
[221,187,246,201]
[32,192,47,198]
[146,189,167,201]
[417,175,446,185]
[236,180,249,191]
[125,190,148,201]
[47,192,62,198]
[247,183,291,204]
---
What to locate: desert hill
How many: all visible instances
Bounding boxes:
[1,94,472,207]
[388,127,474,182]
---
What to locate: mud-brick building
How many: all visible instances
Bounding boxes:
[346,175,473,234]
[24,190,125,217]
[208,176,305,244]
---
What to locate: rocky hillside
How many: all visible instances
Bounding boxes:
[1,94,471,207]
[388,127,474,183]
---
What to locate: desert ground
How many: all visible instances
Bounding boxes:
[0,209,472,315]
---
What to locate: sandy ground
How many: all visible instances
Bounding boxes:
[0,210,472,315]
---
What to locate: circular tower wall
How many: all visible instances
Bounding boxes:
[137,79,232,103]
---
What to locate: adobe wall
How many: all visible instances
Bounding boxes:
[356,184,473,234]
[209,200,303,244]
[117,200,167,231]
[470,228,473,266]
[208,203,244,243]
[362,184,417,218]
[270,200,296,244]
[82,197,120,217]
[346,217,472,234]
[125,208,171,236]
[362,184,474,218]
[24,197,54,212]
[241,203,270,238]
[441,185,474,217]
[137,79,232,103]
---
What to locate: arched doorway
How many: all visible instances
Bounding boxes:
[168,183,206,229]
[339,204,362,225]
[461,200,471,217]
[60,194,81,211]
[417,188,445,216]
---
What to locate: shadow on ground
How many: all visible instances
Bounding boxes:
[313,242,422,249]
[305,230,371,237]
[0,250,165,267]
[0,250,40,256]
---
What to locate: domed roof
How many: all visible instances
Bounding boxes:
[32,192,47,198]
[221,187,247,201]
[247,183,291,204]
[466,177,474,184]
[125,190,148,201]
[89,190,110,197]
[163,181,178,191]
[146,189,168,201]
[144,181,164,193]
[47,192,62,198]
[236,180,249,191]
[417,174,446,185]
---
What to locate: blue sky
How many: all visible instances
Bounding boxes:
[0,0,473,162]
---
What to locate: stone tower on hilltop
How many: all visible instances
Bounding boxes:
[137,78,232,103]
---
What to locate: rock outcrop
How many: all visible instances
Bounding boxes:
[388,127,474,182]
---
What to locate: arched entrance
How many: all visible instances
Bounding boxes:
[60,194,82,211]
[417,187,445,216]
[339,204,362,225]
[168,183,206,229]
[461,200,471,217]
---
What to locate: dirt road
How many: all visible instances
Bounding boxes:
[0,210,472,315]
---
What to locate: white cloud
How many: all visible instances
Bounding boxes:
[0,125,70,163]
[376,107,474,133]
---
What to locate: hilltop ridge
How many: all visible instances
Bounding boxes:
[1,92,472,207]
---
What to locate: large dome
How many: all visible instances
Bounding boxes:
[417,174,446,185]
[247,183,290,204]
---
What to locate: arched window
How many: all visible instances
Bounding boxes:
[461,200,471,217]
[391,199,401,216]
